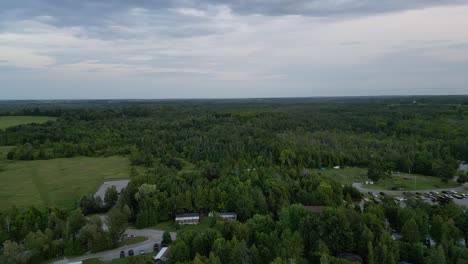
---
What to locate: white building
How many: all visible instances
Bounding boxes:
[175,213,200,225]
[154,247,170,264]
[209,212,237,222]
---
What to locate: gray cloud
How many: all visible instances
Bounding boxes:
[2,0,467,26]
[1,1,468,99]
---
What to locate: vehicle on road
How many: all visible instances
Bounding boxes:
[379,192,386,196]
[120,251,125,258]
[128,249,134,256]
[140,249,145,255]
[154,243,160,251]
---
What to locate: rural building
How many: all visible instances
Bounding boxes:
[209,212,237,222]
[219,212,237,221]
[175,213,200,225]
[154,247,170,264]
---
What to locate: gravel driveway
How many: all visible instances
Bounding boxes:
[94,180,130,199]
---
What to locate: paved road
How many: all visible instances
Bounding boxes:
[94,180,130,199]
[53,229,176,264]
[352,182,468,196]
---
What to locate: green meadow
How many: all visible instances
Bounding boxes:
[0,156,130,209]
[0,116,56,130]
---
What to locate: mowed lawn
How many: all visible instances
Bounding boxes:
[315,167,460,191]
[316,167,368,185]
[0,156,130,209]
[0,116,56,130]
[370,173,460,191]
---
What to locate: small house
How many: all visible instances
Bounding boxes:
[175,213,200,225]
[209,212,237,222]
[220,212,237,221]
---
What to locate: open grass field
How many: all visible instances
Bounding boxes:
[0,116,56,130]
[369,172,460,191]
[0,156,130,209]
[316,167,460,191]
[316,167,368,185]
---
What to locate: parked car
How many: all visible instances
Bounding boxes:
[128,249,134,256]
[120,251,125,258]
[140,249,145,255]
[153,243,160,251]
[379,192,386,196]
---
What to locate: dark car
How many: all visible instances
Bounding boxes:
[379,192,386,196]
[153,243,160,251]
[120,251,125,258]
[128,249,134,257]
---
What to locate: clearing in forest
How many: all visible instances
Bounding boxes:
[0,156,130,209]
[0,116,56,130]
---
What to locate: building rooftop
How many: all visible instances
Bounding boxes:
[154,247,170,260]
[175,213,200,219]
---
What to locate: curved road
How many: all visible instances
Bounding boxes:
[53,229,176,264]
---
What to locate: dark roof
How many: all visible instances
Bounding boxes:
[175,213,199,218]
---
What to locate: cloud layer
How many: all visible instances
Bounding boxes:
[1,0,468,99]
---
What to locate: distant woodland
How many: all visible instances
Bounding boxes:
[1,96,468,264]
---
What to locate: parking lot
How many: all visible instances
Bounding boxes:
[362,189,468,207]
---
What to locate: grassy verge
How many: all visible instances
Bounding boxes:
[118,236,147,247]
[0,116,56,130]
[315,167,460,191]
[370,173,460,191]
[83,255,154,264]
[316,167,368,185]
[0,156,130,209]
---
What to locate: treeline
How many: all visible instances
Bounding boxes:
[166,200,468,264]
[1,101,467,180]
[120,165,345,228]
[0,206,129,264]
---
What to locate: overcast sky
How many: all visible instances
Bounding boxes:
[1,0,468,99]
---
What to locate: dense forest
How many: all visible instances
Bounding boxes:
[1,96,468,264]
